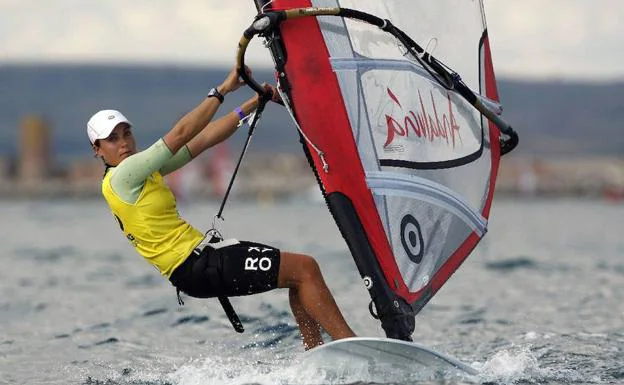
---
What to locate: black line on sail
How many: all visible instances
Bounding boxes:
[380,146,483,170]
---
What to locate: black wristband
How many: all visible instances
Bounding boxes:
[207,87,224,104]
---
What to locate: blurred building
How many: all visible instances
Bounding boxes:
[66,158,106,197]
[0,157,9,180]
[498,156,624,198]
[18,115,51,183]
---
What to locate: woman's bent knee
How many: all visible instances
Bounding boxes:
[279,252,323,288]
[299,254,322,280]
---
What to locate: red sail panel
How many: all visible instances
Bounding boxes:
[268,1,506,315]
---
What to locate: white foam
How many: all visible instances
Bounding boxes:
[522,331,555,341]
[477,346,540,383]
[472,344,592,385]
[165,352,468,385]
[165,354,338,385]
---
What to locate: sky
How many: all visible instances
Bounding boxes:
[1,0,623,81]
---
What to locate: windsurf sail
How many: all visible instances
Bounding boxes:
[241,0,518,340]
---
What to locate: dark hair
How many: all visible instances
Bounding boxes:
[90,139,112,176]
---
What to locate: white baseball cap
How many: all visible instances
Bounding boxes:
[87,109,132,144]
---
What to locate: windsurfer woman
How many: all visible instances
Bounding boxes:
[87,65,355,349]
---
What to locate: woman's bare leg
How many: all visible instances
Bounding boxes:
[288,287,323,349]
[278,251,356,348]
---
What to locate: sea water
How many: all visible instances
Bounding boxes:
[0,198,622,384]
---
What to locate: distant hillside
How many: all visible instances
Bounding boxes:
[0,64,300,164]
[497,80,624,156]
[1,64,622,162]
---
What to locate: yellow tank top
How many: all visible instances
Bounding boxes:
[102,169,204,277]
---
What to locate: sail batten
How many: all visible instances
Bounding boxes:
[366,171,487,236]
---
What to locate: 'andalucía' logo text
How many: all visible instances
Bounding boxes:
[384,88,462,148]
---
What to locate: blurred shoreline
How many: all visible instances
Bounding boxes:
[1,152,623,202]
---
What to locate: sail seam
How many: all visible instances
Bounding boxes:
[332,57,435,81]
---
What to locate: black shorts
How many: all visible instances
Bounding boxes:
[169,240,281,298]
